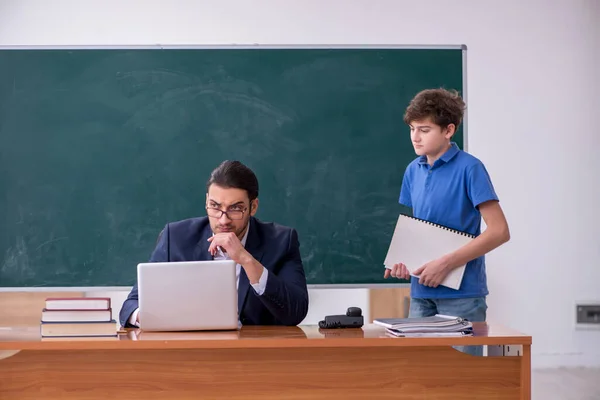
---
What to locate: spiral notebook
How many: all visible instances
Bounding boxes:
[383,214,475,290]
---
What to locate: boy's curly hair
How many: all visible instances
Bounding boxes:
[403,88,466,129]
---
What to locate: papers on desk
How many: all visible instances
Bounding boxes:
[385,330,472,338]
[383,214,475,290]
[374,314,473,338]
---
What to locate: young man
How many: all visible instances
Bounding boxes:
[120,160,309,327]
[384,88,510,355]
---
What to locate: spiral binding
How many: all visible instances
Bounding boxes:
[401,214,476,239]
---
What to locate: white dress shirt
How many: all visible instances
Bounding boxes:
[129,225,268,327]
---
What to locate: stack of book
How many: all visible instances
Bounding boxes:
[40,297,118,338]
[374,314,473,337]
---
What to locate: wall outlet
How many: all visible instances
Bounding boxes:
[576,304,600,330]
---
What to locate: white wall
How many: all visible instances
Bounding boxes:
[1,0,598,368]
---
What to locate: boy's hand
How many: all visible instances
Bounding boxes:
[383,263,410,280]
[413,257,450,287]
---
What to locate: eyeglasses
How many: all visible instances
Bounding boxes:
[205,206,247,220]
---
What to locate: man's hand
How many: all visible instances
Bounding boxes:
[413,256,451,288]
[207,232,252,265]
[384,263,410,280]
[208,232,265,284]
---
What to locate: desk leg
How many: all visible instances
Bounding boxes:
[487,343,531,400]
[521,344,531,400]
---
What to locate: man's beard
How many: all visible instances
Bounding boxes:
[215,221,248,240]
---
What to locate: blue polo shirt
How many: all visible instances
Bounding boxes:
[399,142,498,299]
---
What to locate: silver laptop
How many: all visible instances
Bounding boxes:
[137,260,239,331]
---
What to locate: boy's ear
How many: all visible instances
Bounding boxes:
[444,124,456,139]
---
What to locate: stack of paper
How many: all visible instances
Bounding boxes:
[374,314,473,337]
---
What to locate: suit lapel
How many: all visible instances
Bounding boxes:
[193,225,213,261]
[238,218,264,313]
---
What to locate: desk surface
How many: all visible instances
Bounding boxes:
[0,323,532,400]
[0,323,531,350]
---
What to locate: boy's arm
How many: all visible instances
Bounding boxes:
[415,160,510,287]
[415,200,509,287]
[443,200,510,269]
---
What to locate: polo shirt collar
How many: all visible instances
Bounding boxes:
[418,142,460,165]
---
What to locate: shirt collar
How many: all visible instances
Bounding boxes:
[441,142,460,162]
[418,142,460,165]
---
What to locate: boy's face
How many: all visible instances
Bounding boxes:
[409,118,455,159]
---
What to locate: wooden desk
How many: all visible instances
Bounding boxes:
[0,323,531,400]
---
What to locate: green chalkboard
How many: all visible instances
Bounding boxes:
[0,46,465,287]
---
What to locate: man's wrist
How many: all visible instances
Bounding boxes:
[238,250,255,267]
[129,308,140,327]
[241,253,264,284]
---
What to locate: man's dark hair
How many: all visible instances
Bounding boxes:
[403,88,466,129]
[206,160,259,201]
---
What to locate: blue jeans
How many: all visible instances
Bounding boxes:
[408,297,487,356]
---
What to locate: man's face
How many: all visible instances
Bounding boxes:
[206,184,258,240]
[409,117,455,158]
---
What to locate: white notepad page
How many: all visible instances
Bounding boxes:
[383,214,474,290]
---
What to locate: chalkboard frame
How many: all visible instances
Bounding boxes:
[0,44,468,290]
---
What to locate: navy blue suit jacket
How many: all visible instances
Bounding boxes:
[119,217,309,327]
